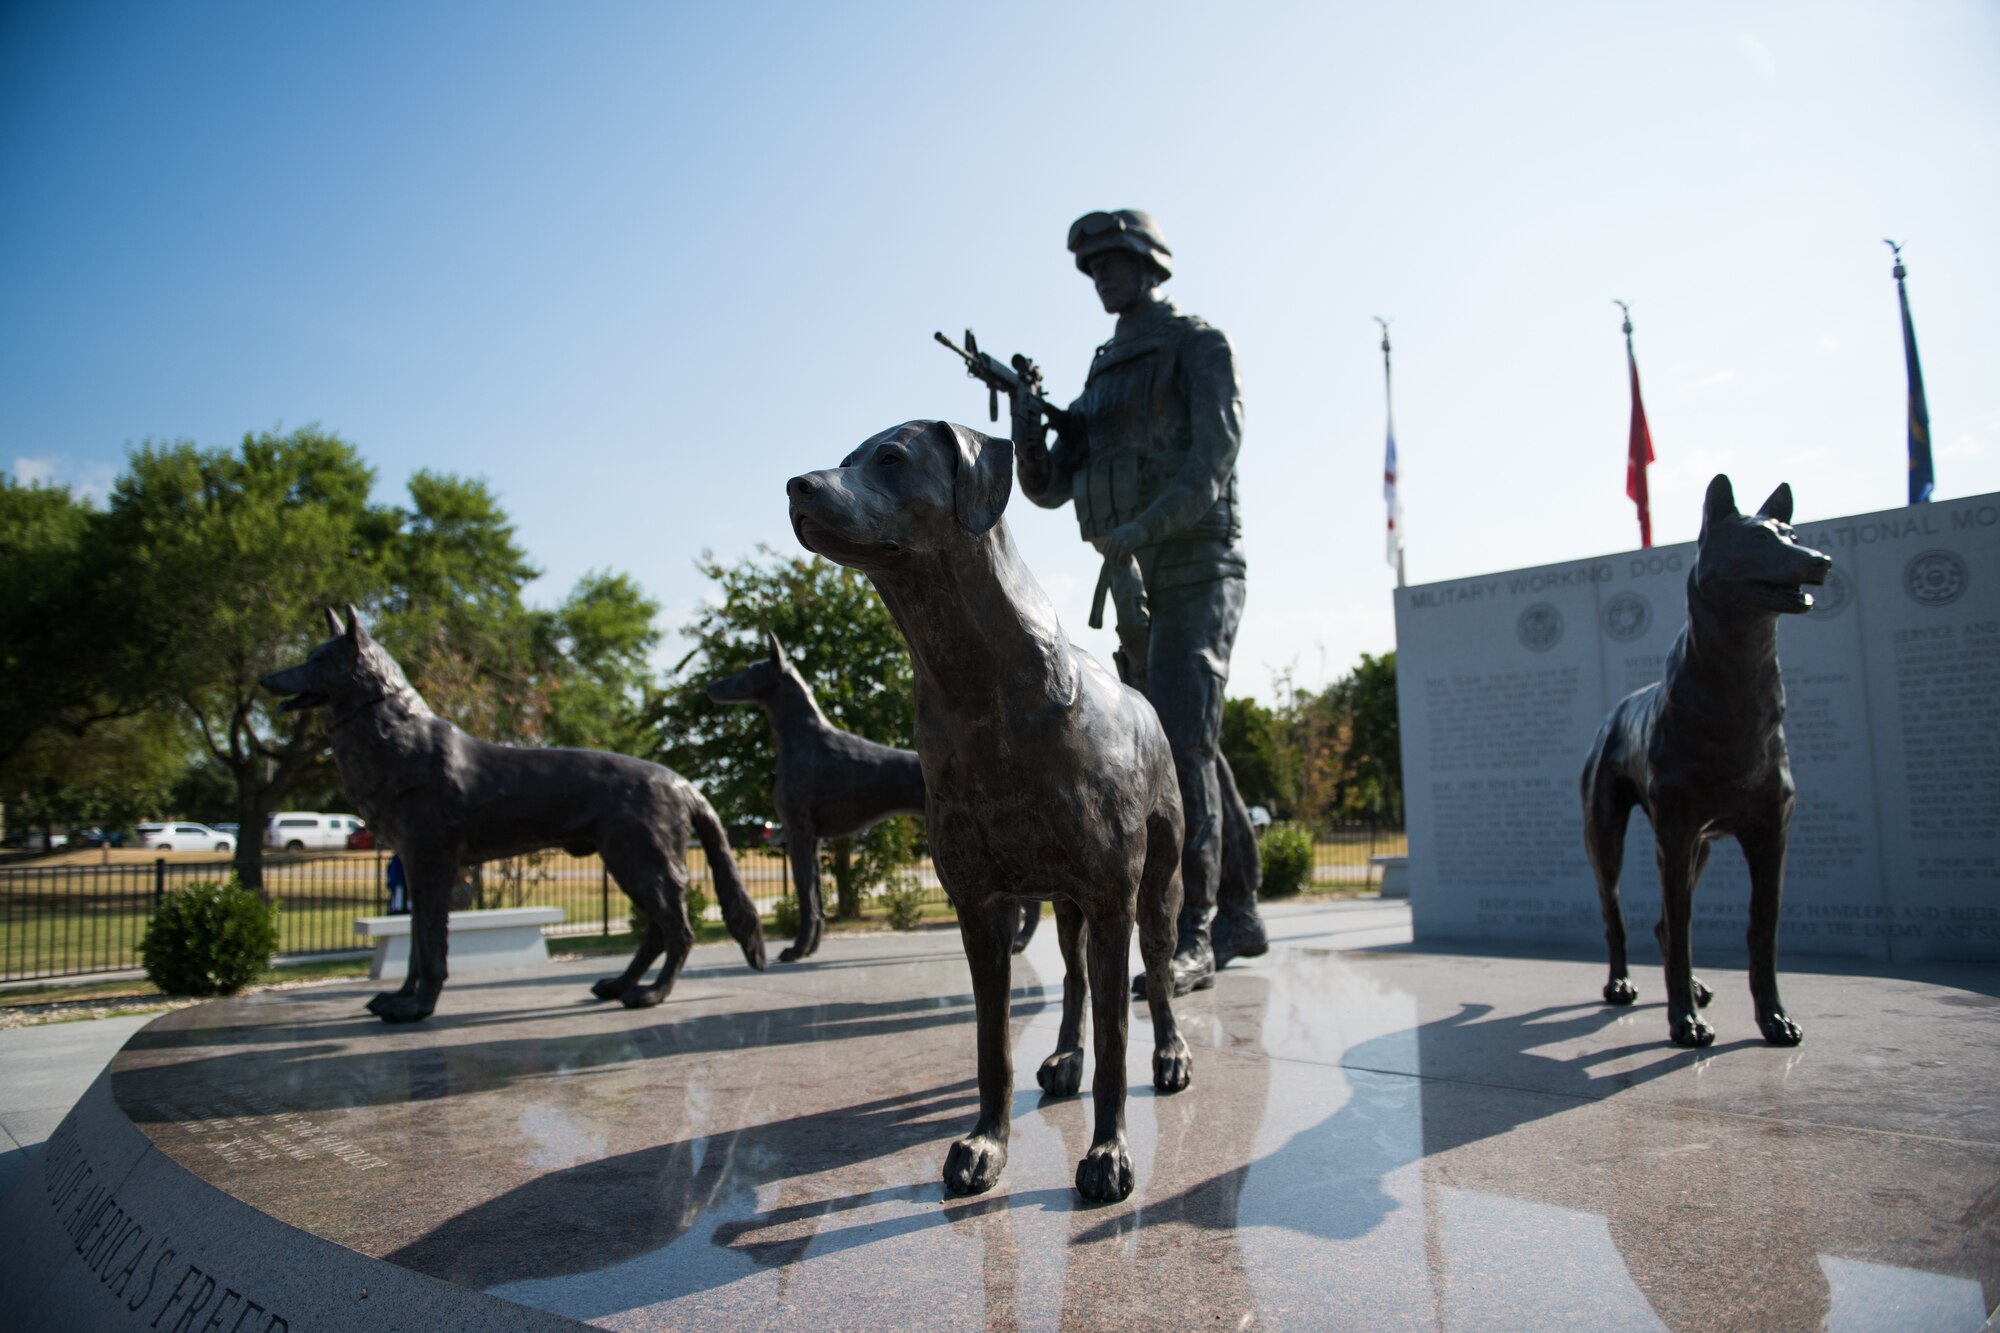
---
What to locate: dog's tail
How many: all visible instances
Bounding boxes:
[690,789,767,971]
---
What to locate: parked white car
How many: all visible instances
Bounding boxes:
[135,822,234,853]
[265,812,365,851]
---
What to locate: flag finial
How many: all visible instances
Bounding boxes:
[1374,315,1391,356]
[1884,238,1906,282]
[1613,298,1633,344]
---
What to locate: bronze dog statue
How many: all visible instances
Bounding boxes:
[706,632,927,962]
[707,632,1045,957]
[789,420,1192,1203]
[1581,475,1830,1048]
[262,608,765,1022]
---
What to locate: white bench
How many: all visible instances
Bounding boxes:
[353,907,565,980]
[1370,855,1410,900]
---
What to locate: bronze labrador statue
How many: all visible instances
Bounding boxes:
[1581,475,1830,1048]
[262,608,765,1022]
[789,419,1192,1203]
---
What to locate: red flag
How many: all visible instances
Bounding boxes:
[1626,348,1655,548]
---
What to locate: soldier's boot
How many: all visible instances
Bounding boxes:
[1168,903,1218,993]
[1134,904,1215,998]
[1210,753,1268,969]
[1211,909,1268,968]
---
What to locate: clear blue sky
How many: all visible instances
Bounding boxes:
[5,2,1995,701]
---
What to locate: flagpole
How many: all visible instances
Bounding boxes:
[1377,315,1404,587]
[1885,239,1935,504]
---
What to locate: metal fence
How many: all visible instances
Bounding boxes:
[0,822,1403,983]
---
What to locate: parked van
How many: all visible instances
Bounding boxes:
[265,812,365,851]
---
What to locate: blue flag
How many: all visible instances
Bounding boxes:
[1895,255,1935,504]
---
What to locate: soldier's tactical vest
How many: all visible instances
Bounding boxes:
[1069,314,1240,544]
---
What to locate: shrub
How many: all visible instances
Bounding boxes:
[139,879,278,997]
[1260,823,1314,899]
[772,893,801,939]
[823,816,917,920]
[882,876,927,931]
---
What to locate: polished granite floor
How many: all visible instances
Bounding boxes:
[107,900,1999,1332]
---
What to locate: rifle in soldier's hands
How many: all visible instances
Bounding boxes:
[934,329,1071,429]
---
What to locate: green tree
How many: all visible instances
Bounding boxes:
[371,470,545,743]
[651,546,915,918]
[103,429,381,891]
[1220,695,1293,818]
[5,711,190,836]
[1267,666,1345,828]
[0,478,142,776]
[7,438,668,872]
[540,570,662,754]
[1324,651,1402,822]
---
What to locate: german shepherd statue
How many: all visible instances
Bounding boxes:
[1581,475,1830,1048]
[789,420,1191,1204]
[262,607,766,1023]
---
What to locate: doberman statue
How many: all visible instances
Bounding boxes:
[706,632,926,962]
[789,419,1192,1203]
[1581,475,1831,1048]
[262,607,766,1022]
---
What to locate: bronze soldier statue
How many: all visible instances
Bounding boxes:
[1010,209,1267,996]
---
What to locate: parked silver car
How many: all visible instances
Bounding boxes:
[135,822,234,853]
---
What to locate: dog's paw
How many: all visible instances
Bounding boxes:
[1757,1010,1803,1046]
[590,976,630,1001]
[1037,1048,1083,1098]
[943,1134,1007,1196]
[778,945,805,964]
[1153,1035,1193,1093]
[1669,1015,1716,1048]
[1603,977,1638,1006]
[742,938,768,971]
[366,992,432,1024]
[620,987,666,1010]
[1075,1137,1135,1204]
[1693,977,1715,1009]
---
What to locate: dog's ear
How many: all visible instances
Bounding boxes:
[944,421,1013,535]
[344,603,369,644]
[325,606,343,637]
[1756,483,1794,523]
[1703,474,1737,530]
[766,630,787,665]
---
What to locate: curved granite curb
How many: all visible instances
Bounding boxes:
[0,1057,583,1332]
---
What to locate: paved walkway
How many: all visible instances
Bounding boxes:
[0,1011,156,1200]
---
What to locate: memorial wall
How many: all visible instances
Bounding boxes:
[1393,491,1999,962]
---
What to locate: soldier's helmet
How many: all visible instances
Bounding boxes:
[1067,209,1172,280]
